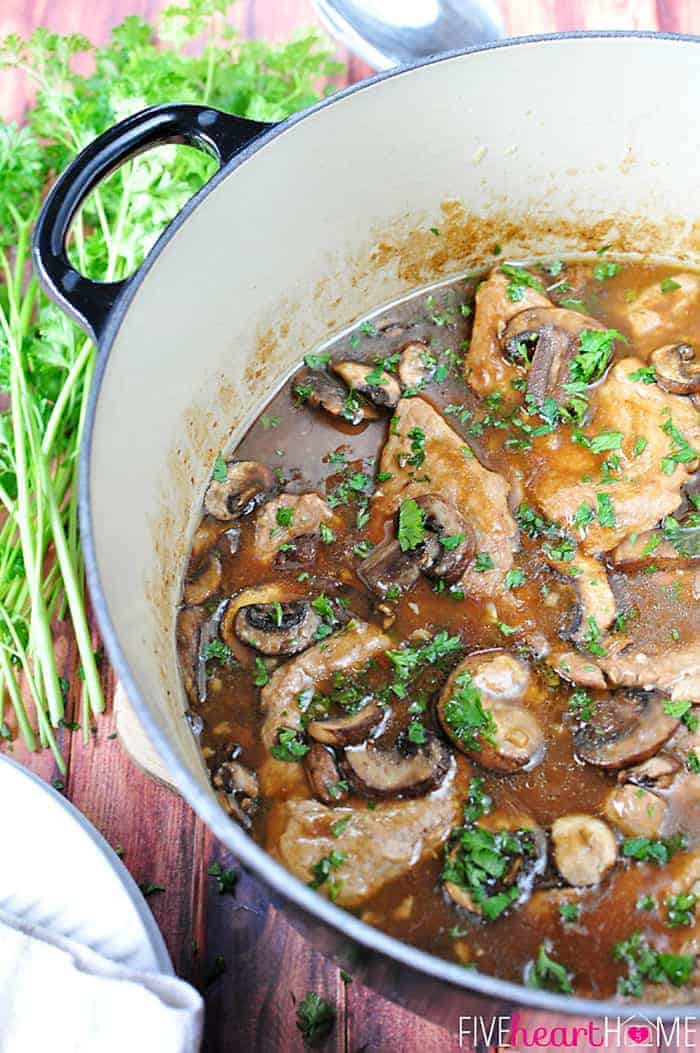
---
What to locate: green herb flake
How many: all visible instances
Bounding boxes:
[208,861,238,896]
[473,552,494,573]
[597,493,616,528]
[253,657,270,687]
[212,454,227,483]
[270,727,310,763]
[525,943,574,994]
[295,992,336,1045]
[398,497,426,552]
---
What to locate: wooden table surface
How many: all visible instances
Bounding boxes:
[3,2,700,1051]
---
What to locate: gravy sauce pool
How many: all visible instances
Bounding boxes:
[177,256,700,1001]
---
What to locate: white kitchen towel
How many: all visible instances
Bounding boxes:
[0,908,203,1053]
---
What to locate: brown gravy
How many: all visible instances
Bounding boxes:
[177,256,700,1000]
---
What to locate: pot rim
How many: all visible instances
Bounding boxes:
[80,31,700,1020]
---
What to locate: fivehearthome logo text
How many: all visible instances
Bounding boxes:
[458,1011,697,1048]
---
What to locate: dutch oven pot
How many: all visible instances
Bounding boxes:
[33,33,700,1029]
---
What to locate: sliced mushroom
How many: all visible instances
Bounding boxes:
[183,550,222,606]
[274,532,319,569]
[176,605,207,705]
[650,343,700,396]
[303,743,349,805]
[213,759,259,828]
[221,582,307,658]
[603,784,666,838]
[445,815,547,916]
[551,814,617,886]
[297,368,379,424]
[620,752,681,790]
[502,307,605,405]
[234,600,322,656]
[574,692,679,770]
[549,552,617,644]
[441,696,544,773]
[398,341,435,388]
[307,698,384,746]
[341,730,451,799]
[191,517,228,560]
[414,493,476,582]
[356,534,440,599]
[437,652,544,772]
[204,460,276,521]
[333,361,401,411]
[550,650,607,690]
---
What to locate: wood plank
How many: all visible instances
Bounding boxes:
[202,840,346,1053]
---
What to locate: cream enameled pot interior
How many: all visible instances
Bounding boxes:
[90,37,700,846]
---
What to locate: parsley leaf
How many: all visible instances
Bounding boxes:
[398,497,425,552]
[525,943,574,994]
[212,454,227,483]
[295,992,336,1044]
[270,727,310,763]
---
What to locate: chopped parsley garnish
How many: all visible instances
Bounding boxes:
[386,630,462,697]
[593,261,620,281]
[589,430,623,454]
[636,895,656,911]
[212,454,227,482]
[558,902,580,924]
[583,615,607,657]
[304,352,331,370]
[407,721,426,744]
[614,931,694,996]
[516,503,560,540]
[568,328,624,386]
[572,502,594,531]
[525,943,574,994]
[463,777,492,823]
[663,698,693,719]
[308,849,346,896]
[330,818,349,838]
[443,823,536,921]
[504,567,526,590]
[276,506,295,528]
[262,414,281,430]
[621,833,686,865]
[500,263,545,303]
[628,365,656,384]
[202,639,234,667]
[208,862,239,896]
[660,277,682,293]
[473,552,494,572]
[568,689,595,722]
[442,671,496,751]
[597,493,616,528]
[295,992,336,1044]
[398,497,426,552]
[359,320,378,337]
[442,533,465,551]
[666,893,697,928]
[633,436,648,456]
[270,727,310,763]
[687,750,700,773]
[319,522,335,544]
[252,657,269,687]
[661,417,698,476]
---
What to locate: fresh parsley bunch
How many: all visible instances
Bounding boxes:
[0,0,340,766]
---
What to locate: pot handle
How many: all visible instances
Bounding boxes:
[32,103,272,343]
